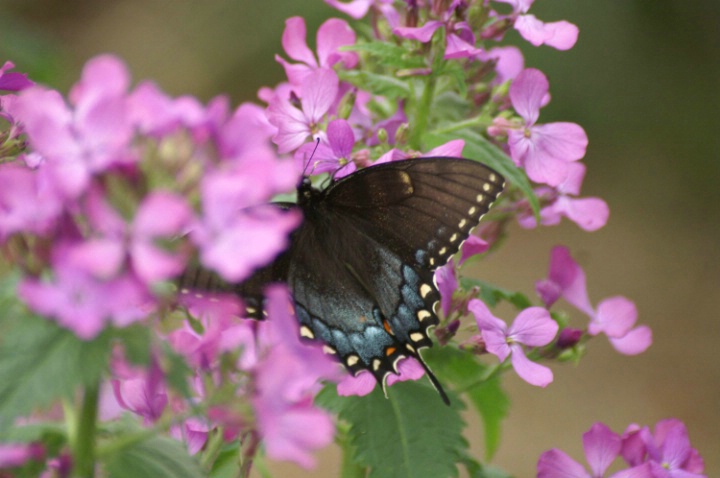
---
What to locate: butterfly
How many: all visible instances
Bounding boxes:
[180,157,505,404]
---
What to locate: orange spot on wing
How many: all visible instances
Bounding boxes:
[385,347,397,356]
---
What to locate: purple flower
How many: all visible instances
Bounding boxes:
[495,0,579,50]
[0,61,34,91]
[459,235,490,264]
[276,17,358,86]
[469,299,558,387]
[537,246,652,355]
[506,68,588,186]
[0,164,62,241]
[394,20,483,60]
[192,157,300,282]
[519,163,609,231]
[0,443,45,468]
[479,46,525,84]
[294,118,357,178]
[19,241,152,339]
[336,356,426,398]
[267,68,340,153]
[621,419,706,477]
[537,422,624,478]
[324,0,400,26]
[111,353,168,425]
[435,262,458,317]
[375,139,465,164]
[130,192,193,284]
[11,55,135,199]
[252,286,339,468]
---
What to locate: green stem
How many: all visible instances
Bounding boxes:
[200,427,226,471]
[72,383,100,478]
[408,76,436,150]
[430,115,493,136]
[237,431,260,478]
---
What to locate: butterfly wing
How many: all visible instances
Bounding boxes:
[291,157,504,397]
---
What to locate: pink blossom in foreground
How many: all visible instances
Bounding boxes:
[479,46,525,84]
[276,17,357,86]
[0,164,62,241]
[506,68,588,186]
[537,246,652,355]
[518,163,609,231]
[252,286,339,468]
[267,68,340,153]
[10,55,135,199]
[19,241,152,339]
[469,299,558,387]
[494,0,579,50]
[191,152,300,282]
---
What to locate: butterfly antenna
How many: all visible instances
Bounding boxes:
[417,353,451,406]
[302,137,322,177]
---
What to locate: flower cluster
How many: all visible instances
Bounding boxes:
[537,420,706,477]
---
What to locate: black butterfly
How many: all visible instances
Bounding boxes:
[180,157,504,404]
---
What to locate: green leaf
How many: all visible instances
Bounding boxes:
[461,278,532,310]
[423,348,509,460]
[342,42,427,69]
[427,130,540,219]
[0,309,111,426]
[103,436,204,478]
[338,70,410,99]
[336,380,467,478]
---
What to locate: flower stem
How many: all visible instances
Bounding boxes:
[72,383,100,478]
[408,77,436,150]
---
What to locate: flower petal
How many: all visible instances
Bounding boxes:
[510,345,553,387]
[609,326,652,356]
[537,448,591,478]
[393,21,443,42]
[583,423,621,477]
[281,17,318,67]
[317,18,358,69]
[509,306,558,347]
[509,68,548,125]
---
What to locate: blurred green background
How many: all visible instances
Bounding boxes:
[1,0,717,475]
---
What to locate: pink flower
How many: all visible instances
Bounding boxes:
[537,423,624,478]
[495,0,579,50]
[435,262,458,317]
[479,46,525,84]
[394,20,483,60]
[19,241,152,339]
[519,163,609,231]
[267,68,340,153]
[506,68,588,186]
[621,419,706,476]
[294,118,357,178]
[276,17,358,86]
[0,443,45,468]
[111,353,168,425]
[252,286,339,468]
[192,157,300,282]
[0,164,62,241]
[11,55,135,199]
[0,61,34,91]
[537,246,652,355]
[336,357,426,398]
[469,299,558,387]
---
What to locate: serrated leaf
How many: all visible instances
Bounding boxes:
[427,130,540,219]
[338,70,410,98]
[0,311,111,427]
[342,42,426,69]
[103,436,204,478]
[337,380,467,478]
[423,348,508,460]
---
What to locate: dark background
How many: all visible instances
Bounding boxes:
[1,0,717,475]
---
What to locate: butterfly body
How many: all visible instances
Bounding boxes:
[181,157,505,403]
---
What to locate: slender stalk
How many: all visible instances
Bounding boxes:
[237,430,260,478]
[72,383,100,478]
[408,77,436,150]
